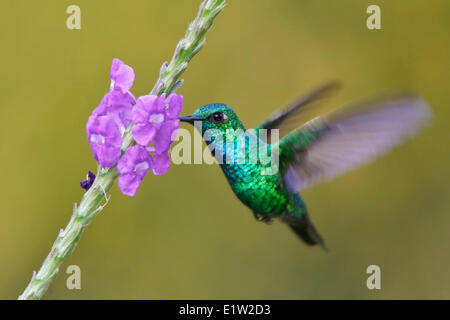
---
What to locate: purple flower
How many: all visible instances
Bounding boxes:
[86,113,123,168]
[80,171,96,191]
[101,90,135,130]
[151,152,171,175]
[131,93,183,147]
[152,94,182,174]
[108,59,136,123]
[131,93,182,175]
[110,58,135,93]
[117,145,152,196]
[86,59,183,195]
[165,93,183,120]
[87,58,136,168]
[91,59,136,128]
[153,119,180,154]
[131,94,167,146]
[149,124,177,175]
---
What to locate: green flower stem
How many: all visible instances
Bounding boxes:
[18,0,226,300]
[151,0,226,95]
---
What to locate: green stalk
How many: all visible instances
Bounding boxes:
[18,0,226,300]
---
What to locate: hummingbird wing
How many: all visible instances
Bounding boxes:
[277,94,431,192]
[255,82,340,143]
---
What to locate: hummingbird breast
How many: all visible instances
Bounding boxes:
[211,129,290,219]
[220,162,289,218]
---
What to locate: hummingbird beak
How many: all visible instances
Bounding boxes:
[179,115,201,124]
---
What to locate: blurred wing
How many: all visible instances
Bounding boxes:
[255,82,340,143]
[279,95,432,192]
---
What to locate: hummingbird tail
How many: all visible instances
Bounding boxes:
[283,194,327,250]
[288,213,327,250]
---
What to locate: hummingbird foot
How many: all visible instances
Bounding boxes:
[253,212,273,224]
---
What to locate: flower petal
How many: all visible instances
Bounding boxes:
[87,114,122,168]
[80,171,96,191]
[105,90,135,113]
[132,101,151,124]
[117,145,151,175]
[92,95,108,116]
[117,149,136,175]
[132,123,157,146]
[137,95,159,113]
[152,152,171,175]
[117,145,152,196]
[96,145,122,167]
[92,88,135,133]
[153,119,180,154]
[110,58,135,92]
[166,93,183,120]
[118,173,142,196]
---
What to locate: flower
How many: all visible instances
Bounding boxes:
[151,152,171,175]
[153,119,180,155]
[100,90,135,130]
[87,59,136,168]
[131,95,167,146]
[131,93,183,147]
[130,93,182,175]
[86,113,123,168]
[80,171,96,191]
[152,93,182,174]
[93,59,136,131]
[148,119,179,175]
[165,93,183,120]
[86,58,183,195]
[117,145,152,196]
[110,58,135,93]
[106,58,136,130]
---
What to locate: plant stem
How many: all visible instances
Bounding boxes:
[18,0,226,300]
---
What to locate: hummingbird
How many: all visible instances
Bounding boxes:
[179,84,431,248]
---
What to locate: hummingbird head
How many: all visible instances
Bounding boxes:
[179,103,244,136]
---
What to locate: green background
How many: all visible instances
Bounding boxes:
[1,0,449,299]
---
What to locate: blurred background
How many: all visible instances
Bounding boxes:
[1,0,449,299]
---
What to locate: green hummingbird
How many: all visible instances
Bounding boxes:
[179,84,430,248]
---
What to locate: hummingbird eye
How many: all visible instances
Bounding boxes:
[211,112,228,123]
